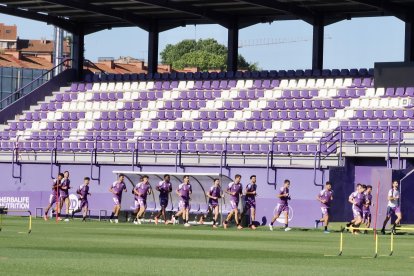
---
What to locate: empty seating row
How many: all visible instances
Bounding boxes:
[340,120,414,130]
[1,139,321,155]
[50,98,354,114]
[351,109,414,119]
[77,77,370,93]
[85,68,374,83]
[63,84,413,104]
[46,95,360,113]
[20,107,344,125]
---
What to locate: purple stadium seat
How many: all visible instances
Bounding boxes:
[405,87,414,96]
[202,81,211,90]
[300,90,310,99]
[404,109,414,118]
[261,111,271,120]
[309,90,318,97]
[384,110,394,118]
[302,100,312,109]
[395,87,405,96]
[385,88,395,97]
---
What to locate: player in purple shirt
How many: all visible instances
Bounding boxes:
[223,174,243,230]
[269,179,292,231]
[71,177,91,221]
[363,185,373,233]
[109,174,127,223]
[171,175,192,227]
[240,175,258,230]
[59,171,71,222]
[198,178,223,228]
[133,175,152,224]
[347,183,366,234]
[315,181,333,233]
[154,174,172,225]
[43,173,64,221]
[381,180,402,235]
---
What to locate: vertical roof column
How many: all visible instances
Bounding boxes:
[227,20,239,72]
[148,21,159,75]
[405,16,414,62]
[312,17,324,71]
[71,28,85,81]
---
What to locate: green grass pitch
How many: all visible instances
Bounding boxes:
[1,217,413,275]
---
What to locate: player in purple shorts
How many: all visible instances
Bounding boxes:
[363,185,373,233]
[223,174,243,230]
[347,183,366,234]
[109,174,127,223]
[241,175,258,230]
[381,180,402,235]
[43,173,64,221]
[154,174,172,225]
[133,175,152,225]
[269,179,292,231]
[315,181,333,233]
[131,176,143,221]
[71,177,91,221]
[171,175,192,227]
[59,171,71,222]
[198,178,223,228]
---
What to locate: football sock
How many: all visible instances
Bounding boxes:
[324,226,328,231]
[110,212,115,219]
[285,224,288,228]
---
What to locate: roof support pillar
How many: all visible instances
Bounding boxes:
[227,21,239,72]
[72,29,85,81]
[312,17,324,71]
[405,17,414,62]
[148,22,159,75]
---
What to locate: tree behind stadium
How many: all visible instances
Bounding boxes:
[160,38,258,71]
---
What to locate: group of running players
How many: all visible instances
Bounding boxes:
[43,172,402,233]
[43,171,90,222]
[108,173,261,229]
[345,181,403,234]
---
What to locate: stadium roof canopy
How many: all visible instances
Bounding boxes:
[1,0,414,34]
[1,0,414,77]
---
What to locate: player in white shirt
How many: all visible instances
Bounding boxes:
[381,180,402,235]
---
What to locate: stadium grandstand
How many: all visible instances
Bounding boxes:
[1,0,414,229]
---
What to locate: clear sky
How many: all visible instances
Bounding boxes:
[0,13,405,70]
